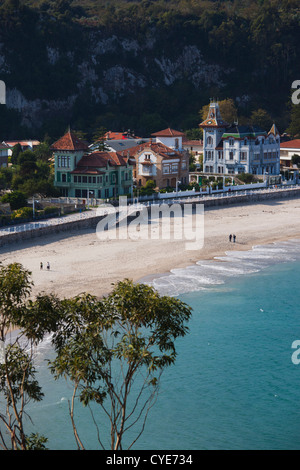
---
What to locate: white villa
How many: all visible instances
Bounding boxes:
[200,102,280,175]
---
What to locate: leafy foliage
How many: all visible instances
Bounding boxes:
[0,0,298,139]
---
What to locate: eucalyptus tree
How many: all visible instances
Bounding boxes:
[50,279,192,450]
[0,263,55,450]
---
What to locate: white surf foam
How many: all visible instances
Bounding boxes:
[148,239,300,296]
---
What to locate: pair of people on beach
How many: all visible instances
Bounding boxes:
[229,234,236,243]
[40,261,50,270]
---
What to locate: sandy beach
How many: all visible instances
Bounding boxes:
[1,198,300,299]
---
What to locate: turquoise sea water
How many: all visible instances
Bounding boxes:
[6,241,300,450]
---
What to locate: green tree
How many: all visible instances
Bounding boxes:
[0,263,48,450]
[10,143,22,166]
[287,104,300,137]
[291,154,300,168]
[200,98,238,125]
[49,279,192,450]
[1,190,27,210]
[250,108,273,130]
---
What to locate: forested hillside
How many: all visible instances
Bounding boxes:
[0,0,299,141]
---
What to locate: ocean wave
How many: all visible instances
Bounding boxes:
[148,239,300,297]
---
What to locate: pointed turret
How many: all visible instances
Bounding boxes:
[199,101,229,129]
[268,123,280,136]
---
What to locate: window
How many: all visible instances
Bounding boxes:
[229,138,234,146]
[78,176,82,183]
[88,176,92,184]
[229,151,234,160]
[240,152,247,161]
[74,175,77,183]
[163,165,170,174]
[93,177,96,184]
[62,173,66,182]
[75,189,81,197]
[83,176,87,183]
[171,164,178,173]
[207,136,213,146]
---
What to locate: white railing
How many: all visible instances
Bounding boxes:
[2,185,300,236]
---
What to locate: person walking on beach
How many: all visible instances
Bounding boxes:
[233,234,236,243]
[229,234,232,242]
[40,262,43,270]
[47,262,50,270]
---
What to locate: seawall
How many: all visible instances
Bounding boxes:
[0,187,299,248]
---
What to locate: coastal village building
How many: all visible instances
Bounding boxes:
[3,139,40,155]
[52,130,133,198]
[280,139,300,168]
[128,128,189,189]
[0,142,11,167]
[200,102,280,175]
[182,137,203,167]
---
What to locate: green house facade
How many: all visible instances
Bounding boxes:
[51,130,133,199]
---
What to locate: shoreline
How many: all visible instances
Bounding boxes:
[0,198,300,301]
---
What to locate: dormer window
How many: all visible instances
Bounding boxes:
[229,138,234,146]
[175,138,179,149]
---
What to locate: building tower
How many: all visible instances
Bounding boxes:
[199,101,229,174]
[51,129,89,196]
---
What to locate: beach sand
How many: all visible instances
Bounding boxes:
[0,198,300,299]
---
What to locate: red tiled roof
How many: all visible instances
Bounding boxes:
[182,139,203,146]
[151,128,185,137]
[75,151,128,170]
[104,131,140,140]
[51,130,89,151]
[126,141,182,160]
[0,142,11,150]
[280,139,300,149]
[3,140,40,147]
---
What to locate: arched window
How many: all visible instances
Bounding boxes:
[207,136,213,146]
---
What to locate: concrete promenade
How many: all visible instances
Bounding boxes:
[0,185,300,247]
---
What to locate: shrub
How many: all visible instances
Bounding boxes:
[11,207,33,220]
[1,191,27,210]
[44,206,59,215]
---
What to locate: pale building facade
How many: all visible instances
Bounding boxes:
[200,102,280,175]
